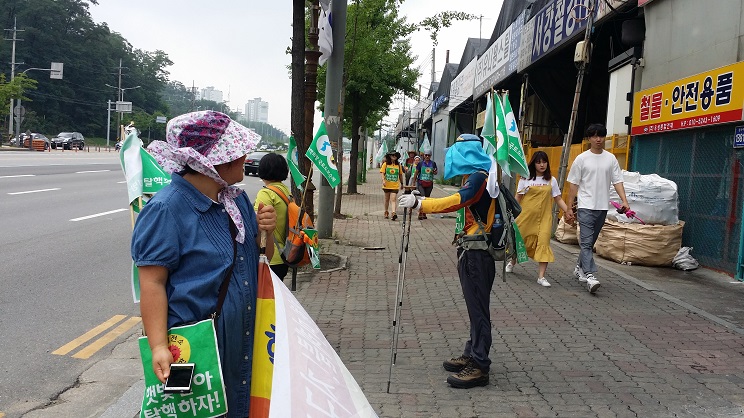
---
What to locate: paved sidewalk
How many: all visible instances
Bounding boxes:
[295,173,744,417]
[49,169,744,418]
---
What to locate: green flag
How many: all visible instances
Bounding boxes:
[374,140,388,163]
[512,223,529,264]
[119,131,170,212]
[305,118,340,187]
[455,208,465,235]
[304,228,321,269]
[481,92,498,156]
[287,135,306,187]
[494,94,510,174]
[502,93,529,177]
[419,134,432,154]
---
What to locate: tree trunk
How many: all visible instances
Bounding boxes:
[346,95,361,194]
[290,0,306,205]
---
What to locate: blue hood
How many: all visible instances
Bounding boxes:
[444,134,493,179]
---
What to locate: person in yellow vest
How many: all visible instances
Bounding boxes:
[254,153,291,280]
[380,151,404,220]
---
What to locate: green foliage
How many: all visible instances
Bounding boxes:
[0,0,171,137]
[0,74,37,119]
[419,11,478,46]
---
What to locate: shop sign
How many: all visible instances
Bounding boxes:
[474,14,523,98]
[431,95,449,114]
[528,0,626,65]
[631,61,744,135]
[450,59,476,108]
[735,126,744,148]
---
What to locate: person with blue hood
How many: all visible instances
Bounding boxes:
[399,134,499,389]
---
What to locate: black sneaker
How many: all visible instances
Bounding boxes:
[446,363,489,389]
[442,355,472,372]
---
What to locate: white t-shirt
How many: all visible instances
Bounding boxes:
[566,150,623,210]
[517,176,561,198]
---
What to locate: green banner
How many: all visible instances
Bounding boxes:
[455,208,465,235]
[304,228,321,269]
[287,135,306,187]
[138,320,228,418]
[512,223,529,264]
[306,119,340,188]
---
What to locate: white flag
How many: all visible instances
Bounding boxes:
[318,1,333,66]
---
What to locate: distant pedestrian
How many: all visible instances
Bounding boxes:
[414,152,438,220]
[404,150,418,186]
[254,153,291,281]
[505,151,572,287]
[564,123,630,294]
[399,134,498,389]
[380,151,403,220]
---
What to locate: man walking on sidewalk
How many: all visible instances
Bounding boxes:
[399,134,496,389]
[564,123,630,294]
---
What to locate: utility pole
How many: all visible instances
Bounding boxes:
[556,0,596,230]
[116,59,125,138]
[304,0,322,224]
[318,0,348,237]
[5,18,23,137]
[431,48,436,84]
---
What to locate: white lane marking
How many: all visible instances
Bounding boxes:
[8,188,60,195]
[0,174,35,179]
[234,183,245,187]
[76,170,110,174]
[116,180,127,184]
[70,208,127,222]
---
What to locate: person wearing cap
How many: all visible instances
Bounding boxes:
[404,149,418,185]
[414,152,438,220]
[380,150,404,220]
[131,111,276,416]
[399,134,499,389]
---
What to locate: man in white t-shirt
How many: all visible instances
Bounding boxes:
[565,124,630,294]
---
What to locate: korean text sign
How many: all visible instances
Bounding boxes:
[632,61,744,135]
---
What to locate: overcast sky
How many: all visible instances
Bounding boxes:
[88,0,502,135]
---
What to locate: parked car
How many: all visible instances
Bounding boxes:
[244,151,271,176]
[51,132,85,150]
[23,133,50,150]
[9,133,28,147]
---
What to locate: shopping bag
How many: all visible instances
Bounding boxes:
[512,222,529,264]
[138,319,228,418]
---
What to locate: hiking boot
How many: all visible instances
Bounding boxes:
[537,277,551,287]
[446,363,489,389]
[442,355,471,372]
[585,273,600,294]
[384,211,389,219]
[574,265,587,283]
[391,213,398,221]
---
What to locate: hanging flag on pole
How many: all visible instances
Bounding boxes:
[501,92,529,177]
[480,91,500,198]
[419,133,432,154]
[374,139,388,163]
[306,118,340,187]
[494,93,511,175]
[287,136,306,187]
[318,0,333,66]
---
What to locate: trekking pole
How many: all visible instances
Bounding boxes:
[387,205,414,393]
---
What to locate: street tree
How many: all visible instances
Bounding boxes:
[0,74,37,132]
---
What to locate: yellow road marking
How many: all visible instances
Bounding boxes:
[52,315,127,356]
[73,316,142,359]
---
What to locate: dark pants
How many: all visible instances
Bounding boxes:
[577,209,607,274]
[456,248,495,372]
[417,184,433,197]
[270,263,289,280]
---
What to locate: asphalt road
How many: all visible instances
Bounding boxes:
[0,150,267,417]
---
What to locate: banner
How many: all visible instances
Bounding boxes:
[250,262,377,417]
[631,60,744,135]
[455,208,465,235]
[374,140,388,163]
[303,228,321,269]
[513,223,529,264]
[306,119,340,188]
[138,320,228,418]
[287,136,306,187]
[501,93,529,177]
[119,131,171,212]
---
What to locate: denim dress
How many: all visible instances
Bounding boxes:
[132,174,258,417]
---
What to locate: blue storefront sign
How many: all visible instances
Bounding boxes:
[735,126,744,148]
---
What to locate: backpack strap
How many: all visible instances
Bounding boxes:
[265,185,290,205]
[265,185,307,232]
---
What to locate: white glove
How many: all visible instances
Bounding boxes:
[398,192,424,209]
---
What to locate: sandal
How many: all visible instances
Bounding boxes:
[384,211,389,219]
[391,213,398,221]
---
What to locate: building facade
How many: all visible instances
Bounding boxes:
[200,86,223,103]
[245,97,269,123]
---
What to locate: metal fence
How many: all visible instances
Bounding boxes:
[631,125,744,275]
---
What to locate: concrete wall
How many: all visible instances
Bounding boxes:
[641,0,744,89]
